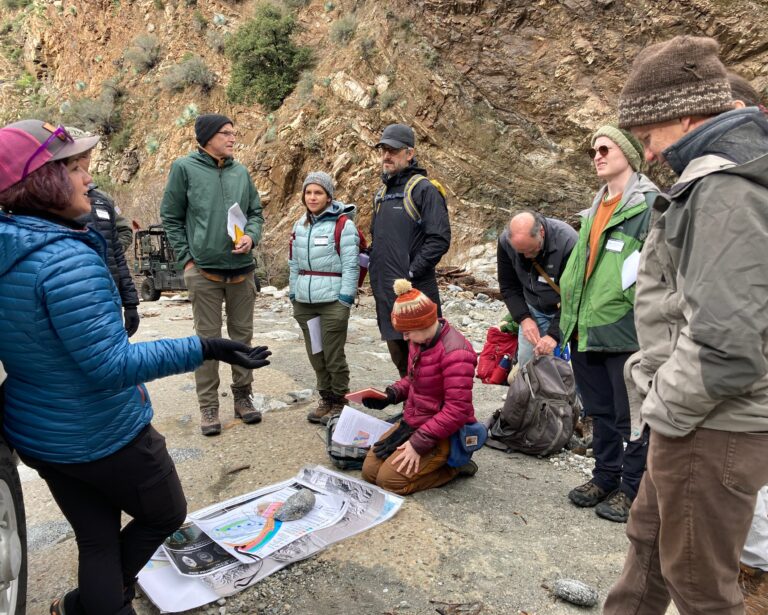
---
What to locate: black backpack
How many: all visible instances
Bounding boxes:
[325,412,402,470]
[484,355,581,456]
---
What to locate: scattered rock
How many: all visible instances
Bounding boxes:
[285,389,313,403]
[552,578,599,607]
[274,489,315,521]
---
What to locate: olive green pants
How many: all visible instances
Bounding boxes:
[292,300,351,397]
[184,266,256,410]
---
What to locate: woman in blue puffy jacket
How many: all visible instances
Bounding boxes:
[0,120,270,615]
[289,172,360,424]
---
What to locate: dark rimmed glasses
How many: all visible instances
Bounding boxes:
[588,144,613,160]
[21,124,74,180]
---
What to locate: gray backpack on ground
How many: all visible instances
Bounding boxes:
[484,355,581,456]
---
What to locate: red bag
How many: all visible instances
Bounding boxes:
[476,327,519,384]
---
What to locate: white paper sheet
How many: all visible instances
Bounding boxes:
[331,405,392,447]
[226,203,247,243]
[308,316,322,354]
[622,250,641,290]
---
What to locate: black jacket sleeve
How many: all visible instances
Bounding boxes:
[408,182,451,279]
[112,219,139,308]
[497,238,531,323]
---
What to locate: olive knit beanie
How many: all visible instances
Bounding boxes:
[591,125,645,171]
[618,36,733,128]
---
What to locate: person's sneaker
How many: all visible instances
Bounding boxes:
[307,395,334,424]
[568,479,610,507]
[231,385,262,424]
[595,489,632,523]
[457,460,478,477]
[200,407,221,436]
[319,395,346,426]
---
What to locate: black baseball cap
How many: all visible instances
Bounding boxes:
[375,124,415,149]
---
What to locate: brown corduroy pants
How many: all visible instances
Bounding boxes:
[604,428,768,615]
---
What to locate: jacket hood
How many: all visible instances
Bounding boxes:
[663,108,768,176]
[311,200,357,222]
[0,212,104,276]
[583,172,658,217]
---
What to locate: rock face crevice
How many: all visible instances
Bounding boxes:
[1,0,766,262]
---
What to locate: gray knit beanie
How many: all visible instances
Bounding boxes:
[591,124,644,171]
[618,36,733,128]
[302,171,334,199]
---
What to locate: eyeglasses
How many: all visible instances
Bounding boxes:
[588,145,613,160]
[21,124,74,180]
[217,130,238,138]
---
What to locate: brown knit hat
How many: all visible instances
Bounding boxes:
[390,279,437,332]
[618,36,733,128]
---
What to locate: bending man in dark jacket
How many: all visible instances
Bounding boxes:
[68,128,140,337]
[369,124,451,377]
[497,212,577,366]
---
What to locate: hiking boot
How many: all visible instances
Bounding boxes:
[232,385,262,424]
[200,407,221,436]
[307,392,334,424]
[319,394,346,426]
[595,489,632,523]
[568,479,610,508]
[457,460,478,477]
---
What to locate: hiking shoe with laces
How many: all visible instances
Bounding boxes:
[232,385,262,424]
[200,407,221,436]
[319,395,346,426]
[595,489,632,523]
[307,394,334,424]
[457,460,478,477]
[568,479,610,507]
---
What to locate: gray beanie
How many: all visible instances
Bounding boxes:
[619,36,733,128]
[302,171,334,199]
[592,125,644,171]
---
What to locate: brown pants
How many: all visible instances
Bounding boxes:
[361,423,459,496]
[604,428,768,615]
[184,266,256,410]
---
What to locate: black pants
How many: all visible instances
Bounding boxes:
[386,339,409,378]
[570,350,648,499]
[21,424,187,614]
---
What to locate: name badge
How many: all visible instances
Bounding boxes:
[537,275,554,285]
[314,236,329,246]
[605,238,624,252]
[95,208,110,220]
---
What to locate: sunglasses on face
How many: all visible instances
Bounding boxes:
[588,145,614,160]
[21,124,74,180]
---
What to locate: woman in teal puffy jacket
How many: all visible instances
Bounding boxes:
[0,120,270,615]
[289,172,360,424]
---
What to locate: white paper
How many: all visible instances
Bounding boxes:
[308,316,322,354]
[622,250,641,290]
[606,238,625,252]
[332,405,392,447]
[226,203,247,243]
[138,559,220,612]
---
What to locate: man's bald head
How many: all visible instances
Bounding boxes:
[508,211,545,259]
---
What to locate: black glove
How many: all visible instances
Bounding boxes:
[373,420,415,460]
[200,338,271,369]
[362,387,397,410]
[124,307,140,337]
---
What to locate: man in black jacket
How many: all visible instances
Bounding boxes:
[497,211,577,366]
[69,128,140,336]
[369,124,451,377]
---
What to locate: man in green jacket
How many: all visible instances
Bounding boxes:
[161,114,264,436]
[559,124,657,523]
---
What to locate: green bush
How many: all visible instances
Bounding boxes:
[192,9,208,31]
[296,71,314,100]
[330,14,356,46]
[283,0,308,8]
[359,36,375,61]
[303,131,321,153]
[379,90,398,110]
[2,0,31,9]
[124,34,162,72]
[110,124,133,152]
[226,3,312,110]
[161,56,216,93]
[206,29,230,53]
[62,96,122,134]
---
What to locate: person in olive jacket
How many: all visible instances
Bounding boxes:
[559,124,657,523]
[160,114,264,436]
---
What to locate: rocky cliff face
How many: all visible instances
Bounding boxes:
[2,0,767,271]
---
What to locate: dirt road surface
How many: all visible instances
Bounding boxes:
[21,292,678,615]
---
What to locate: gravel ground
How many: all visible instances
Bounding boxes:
[21,290,679,615]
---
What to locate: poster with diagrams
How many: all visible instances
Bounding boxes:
[138,466,404,613]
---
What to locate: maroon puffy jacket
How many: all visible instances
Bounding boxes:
[391,320,478,455]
